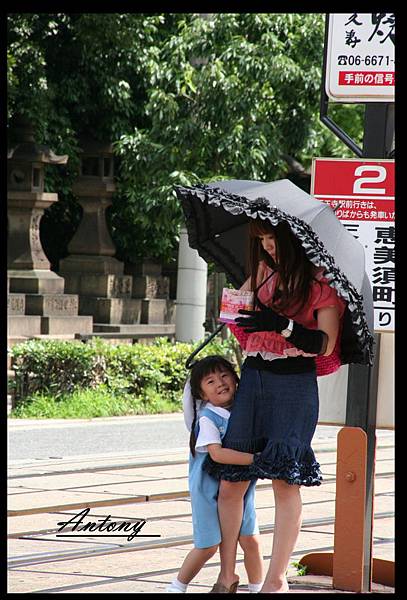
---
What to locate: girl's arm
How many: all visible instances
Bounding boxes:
[207,443,254,465]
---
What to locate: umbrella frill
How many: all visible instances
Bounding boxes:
[177,183,374,366]
[203,441,322,486]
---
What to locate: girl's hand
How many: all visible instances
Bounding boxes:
[235,307,288,333]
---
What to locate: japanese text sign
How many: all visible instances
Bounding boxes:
[311,158,395,331]
[325,13,395,102]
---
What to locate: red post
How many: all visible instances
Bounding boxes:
[333,426,368,592]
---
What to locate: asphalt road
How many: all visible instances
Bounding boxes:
[8,414,394,464]
[8,414,189,462]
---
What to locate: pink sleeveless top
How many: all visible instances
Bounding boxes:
[228,264,346,376]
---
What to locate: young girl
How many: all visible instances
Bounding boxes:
[204,219,346,593]
[166,355,263,594]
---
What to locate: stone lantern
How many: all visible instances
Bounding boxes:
[60,138,121,273]
[59,138,140,326]
[7,116,68,279]
[7,116,93,338]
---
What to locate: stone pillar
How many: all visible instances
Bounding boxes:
[175,227,207,342]
[7,116,93,338]
[59,138,141,326]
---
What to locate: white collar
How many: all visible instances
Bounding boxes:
[204,403,231,419]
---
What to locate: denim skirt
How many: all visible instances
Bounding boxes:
[203,364,322,486]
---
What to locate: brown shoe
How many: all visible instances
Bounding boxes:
[209,579,239,593]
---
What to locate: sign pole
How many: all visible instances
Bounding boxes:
[344,101,393,591]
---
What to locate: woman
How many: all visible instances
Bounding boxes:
[204,218,346,593]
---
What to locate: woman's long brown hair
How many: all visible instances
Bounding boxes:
[248,219,319,317]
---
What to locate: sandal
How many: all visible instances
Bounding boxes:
[209,579,239,593]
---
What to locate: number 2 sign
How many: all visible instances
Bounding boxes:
[353,165,387,194]
[311,158,395,331]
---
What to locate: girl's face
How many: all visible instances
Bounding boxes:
[258,232,277,261]
[199,368,237,408]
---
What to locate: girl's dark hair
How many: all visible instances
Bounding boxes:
[189,355,238,457]
[248,219,318,317]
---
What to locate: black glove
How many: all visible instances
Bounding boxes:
[236,309,328,355]
[289,323,328,355]
[235,307,289,333]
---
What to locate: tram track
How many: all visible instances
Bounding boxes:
[16,538,394,595]
[7,440,394,481]
[7,469,394,519]
[8,510,394,569]
[7,489,393,540]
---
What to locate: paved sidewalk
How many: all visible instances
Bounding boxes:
[8,435,394,593]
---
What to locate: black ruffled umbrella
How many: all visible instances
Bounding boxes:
[175,178,375,367]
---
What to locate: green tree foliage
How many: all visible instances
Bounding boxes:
[7,13,363,267]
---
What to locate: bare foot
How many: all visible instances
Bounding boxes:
[260,578,289,593]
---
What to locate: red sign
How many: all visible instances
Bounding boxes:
[338,72,394,86]
[311,158,394,221]
[311,158,395,332]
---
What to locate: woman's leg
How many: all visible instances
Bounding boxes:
[216,479,251,587]
[261,480,302,593]
[177,545,218,584]
[238,534,264,584]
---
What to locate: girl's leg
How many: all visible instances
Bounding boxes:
[176,545,218,584]
[216,479,251,588]
[238,534,264,584]
[261,480,302,593]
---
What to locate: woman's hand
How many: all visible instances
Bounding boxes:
[235,307,289,333]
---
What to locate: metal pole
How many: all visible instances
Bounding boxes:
[345,335,381,590]
[345,101,394,591]
[362,104,394,159]
[319,14,364,158]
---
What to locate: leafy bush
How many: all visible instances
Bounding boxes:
[9,336,240,418]
[11,339,104,402]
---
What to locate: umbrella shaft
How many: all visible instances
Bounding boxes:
[185,323,225,369]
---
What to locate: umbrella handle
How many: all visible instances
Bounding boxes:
[185,323,226,369]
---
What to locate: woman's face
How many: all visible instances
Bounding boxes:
[258,232,277,261]
[199,368,236,408]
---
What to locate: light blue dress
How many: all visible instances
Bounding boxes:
[189,405,259,548]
